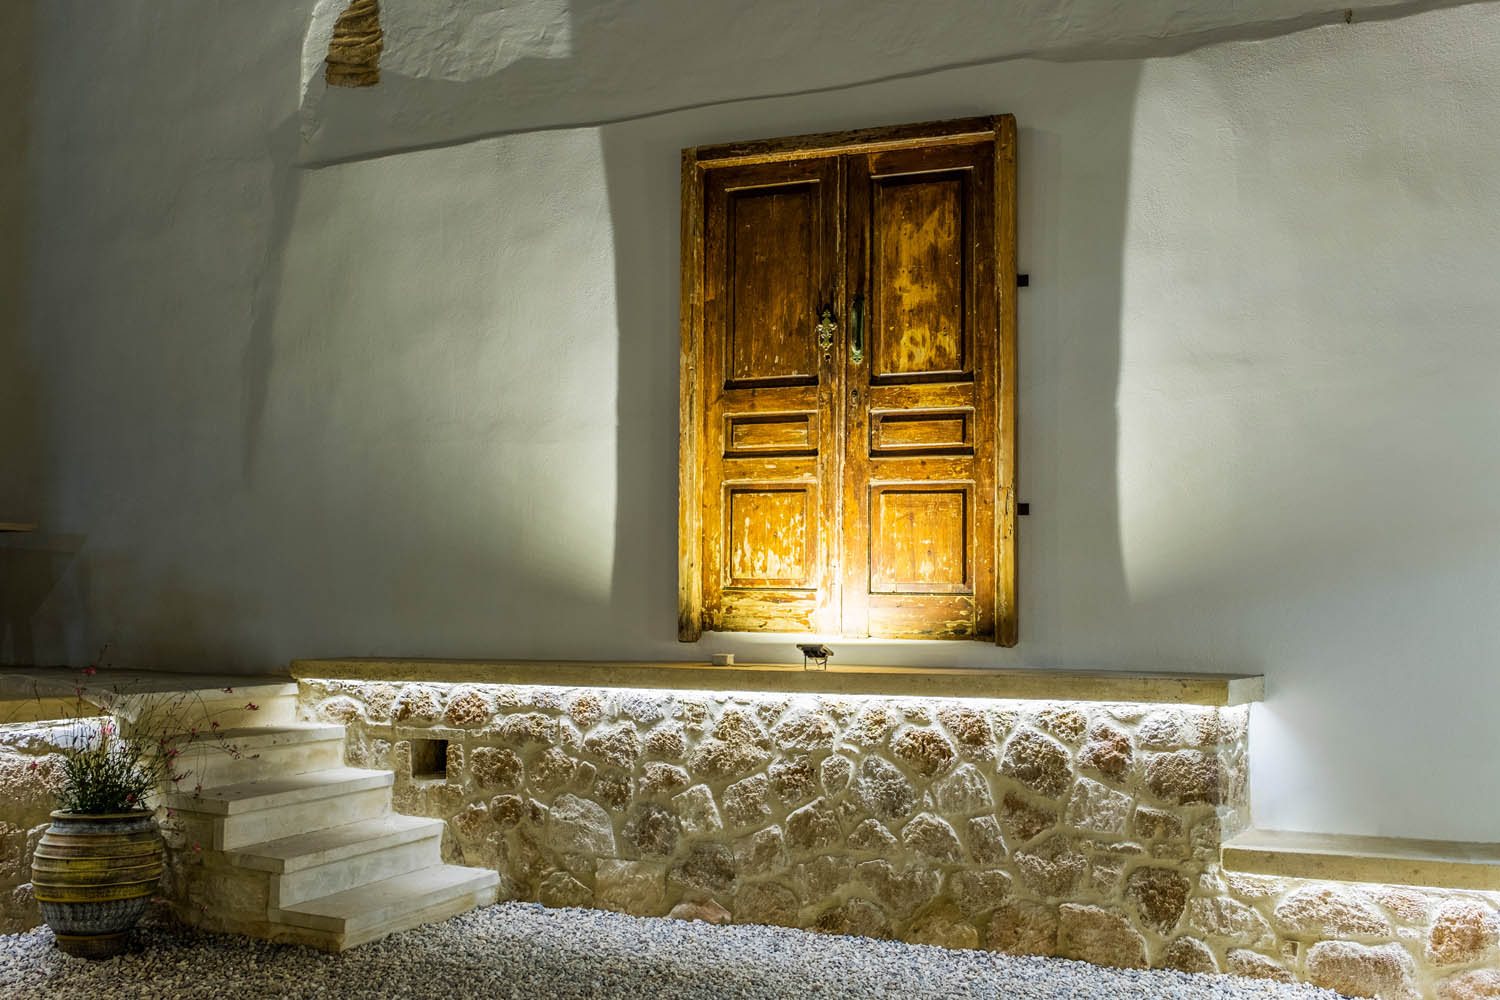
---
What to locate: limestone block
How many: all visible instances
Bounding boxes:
[566,691,605,730]
[813,898,891,939]
[1371,887,1432,925]
[594,771,632,810]
[443,687,493,728]
[672,784,724,838]
[847,818,899,852]
[908,903,980,949]
[492,712,558,748]
[1159,936,1218,973]
[316,696,361,725]
[594,860,665,916]
[1273,885,1393,938]
[734,881,801,926]
[798,855,854,900]
[892,727,957,777]
[1143,750,1223,806]
[965,816,1008,864]
[900,813,964,863]
[1058,904,1149,969]
[1227,948,1295,982]
[1066,778,1131,836]
[583,723,641,769]
[847,704,897,746]
[617,692,671,726]
[1032,707,1089,745]
[933,763,994,815]
[361,682,398,721]
[712,708,769,747]
[638,762,691,797]
[851,755,917,820]
[1133,806,1184,841]
[392,685,442,723]
[999,729,1072,799]
[769,758,818,806]
[936,705,996,754]
[734,826,788,876]
[772,710,837,751]
[642,724,687,761]
[1438,969,1500,1000]
[998,792,1056,845]
[546,794,615,856]
[537,871,593,908]
[722,774,772,829]
[623,802,680,859]
[786,798,841,852]
[947,868,1013,919]
[1078,724,1134,781]
[1015,835,1088,898]
[530,748,578,794]
[1186,896,1275,949]
[669,843,737,894]
[1126,866,1190,934]
[985,900,1059,956]
[469,746,522,791]
[855,860,940,917]
[687,738,770,779]
[1427,898,1500,966]
[819,755,853,797]
[1305,941,1419,1000]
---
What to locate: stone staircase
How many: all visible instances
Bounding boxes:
[159,679,497,951]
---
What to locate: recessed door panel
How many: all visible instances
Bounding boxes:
[870,486,971,593]
[727,184,820,387]
[870,174,968,381]
[725,486,815,588]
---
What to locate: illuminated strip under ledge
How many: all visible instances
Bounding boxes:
[289,658,1264,707]
[1223,828,1500,891]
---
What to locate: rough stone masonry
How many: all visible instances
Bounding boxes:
[298,680,1500,1000]
[3,685,1499,999]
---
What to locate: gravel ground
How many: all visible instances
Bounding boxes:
[0,902,1345,1000]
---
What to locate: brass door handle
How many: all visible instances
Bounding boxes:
[816,308,837,354]
[850,294,865,365]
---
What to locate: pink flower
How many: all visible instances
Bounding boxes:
[223,686,234,694]
[28,761,37,772]
[245,702,259,711]
[211,721,219,730]
[191,843,202,852]
[82,666,96,676]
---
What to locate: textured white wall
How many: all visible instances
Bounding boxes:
[13,2,1500,840]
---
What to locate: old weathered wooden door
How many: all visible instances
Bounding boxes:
[680,117,1017,644]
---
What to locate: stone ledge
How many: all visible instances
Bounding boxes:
[290,658,1264,706]
[1223,828,1500,891]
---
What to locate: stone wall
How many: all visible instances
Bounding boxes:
[303,680,1500,999]
[0,721,70,933]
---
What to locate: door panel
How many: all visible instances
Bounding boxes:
[844,142,997,640]
[870,175,968,380]
[699,157,841,635]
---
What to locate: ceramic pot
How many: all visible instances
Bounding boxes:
[31,810,163,958]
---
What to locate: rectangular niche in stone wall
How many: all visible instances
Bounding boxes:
[409,738,448,780]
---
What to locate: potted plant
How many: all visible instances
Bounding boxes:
[29,663,252,958]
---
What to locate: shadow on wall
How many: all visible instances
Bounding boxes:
[597,58,1144,664]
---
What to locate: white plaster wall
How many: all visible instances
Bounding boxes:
[15,2,1500,840]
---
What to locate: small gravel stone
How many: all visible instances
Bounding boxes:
[0,902,1347,1000]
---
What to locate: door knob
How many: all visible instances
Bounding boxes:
[850,294,865,365]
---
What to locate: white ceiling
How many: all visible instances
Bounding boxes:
[299,0,1478,162]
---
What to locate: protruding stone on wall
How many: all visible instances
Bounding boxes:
[325,0,382,88]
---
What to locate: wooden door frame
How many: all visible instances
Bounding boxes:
[679,115,1018,646]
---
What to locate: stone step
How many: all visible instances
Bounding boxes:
[272,865,500,951]
[225,815,446,907]
[181,724,347,789]
[164,768,395,851]
[125,680,300,731]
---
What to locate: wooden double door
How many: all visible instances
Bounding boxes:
[679,117,1017,644]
